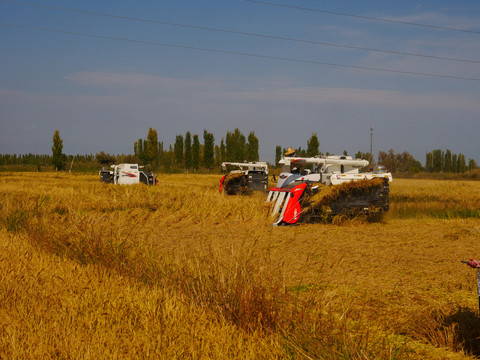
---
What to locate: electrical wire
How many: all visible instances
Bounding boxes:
[244,0,480,35]
[1,22,479,82]
[1,0,479,64]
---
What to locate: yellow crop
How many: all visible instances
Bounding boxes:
[1,172,480,359]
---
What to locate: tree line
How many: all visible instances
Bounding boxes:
[1,129,478,174]
[95,127,260,172]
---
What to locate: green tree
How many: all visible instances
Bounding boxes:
[96,151,116,166]
[246,131,259,161]
[146,128,159,167]
[444,149,452,172]
[468,158,478,171]
[161,144,174,170]
[225,129,246,162]
[203,130,215,170]
[134,138,149,165]
[174,135,184,167]
[458,153,467,173]
[425,152,433,172]
[220,139,226,163]
[184,131,192,170]
[452,154,458,173]
[306,132,320,157]
[51,130,65,171]
[378,149,398,172]
[275,145,282,165]
[432,149,444,172]
[192,134,200,170]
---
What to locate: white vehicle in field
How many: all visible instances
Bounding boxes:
[275,155,392,187]
[219,161,269,195]
[99,164,157,185]
[267,155,392,225]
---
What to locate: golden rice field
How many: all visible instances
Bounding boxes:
[1,172,480,359]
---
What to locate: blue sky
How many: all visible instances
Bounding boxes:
[1,0,479,164]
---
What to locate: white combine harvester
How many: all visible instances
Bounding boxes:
[274,155,392,187]
[219,161,269,195]
[99,164,157,185]
[267,155,392,225]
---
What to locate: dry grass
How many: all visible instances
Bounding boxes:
[1,172,480,359]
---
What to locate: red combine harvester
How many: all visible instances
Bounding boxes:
[267,155,392,225]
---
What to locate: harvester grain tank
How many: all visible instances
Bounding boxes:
[220,161,269,195]
[99,164,157,185]
[267,155,392,225]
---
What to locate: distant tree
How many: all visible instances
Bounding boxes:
[275,145,282,165]
[468,158,478,171]
[192,134,200,170]
[425,152,433,172]
[246,131,259,161]
[116,154,137,164]
[306,133,320,157]
[296,146,306,157]
[220,139,226,163]
[452,154,458,173]
[444,149,452,173]
[378,150,422,173]
[203,130,215,170]
[214,145,221,167]
[396,151,422,173]
[378,149,398,172]
[96,151,116,166]
[134,138,148,164]
[51,130,65,171]
[343,150,348,156]
[146,128,159,167]
[161,144,174,170]
[432,149,444,172]
[184,131,192,170]
[225,129,246,162]
[458,153,468,173]
[174,135,184,167]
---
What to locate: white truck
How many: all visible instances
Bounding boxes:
[99,164,157,185]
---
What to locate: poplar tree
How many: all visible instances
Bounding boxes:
[146,128,159,167]
[275,145,282,165]
[51,130,65,171]
[174,135,184,167]
[184,131,192,170]
[203,130,215,170]
[226,128,246,162]
[246,131,259,161]
[192,134,200,170]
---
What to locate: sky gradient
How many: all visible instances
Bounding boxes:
[1,0,479,164]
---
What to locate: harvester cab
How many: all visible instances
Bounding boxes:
[220,161,269,195]
[267,155,392,225]
[99,164,157,185]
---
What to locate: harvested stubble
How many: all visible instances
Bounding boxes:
[1,172,480,359]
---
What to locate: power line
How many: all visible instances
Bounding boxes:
[2,22,479,82]
[1,0,480,64]
[244,0,480,35]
